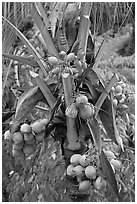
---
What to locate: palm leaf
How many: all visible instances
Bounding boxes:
[77,2,93,63]
[2,16,48,77]
[95,73,118,118]
[30,71,56,109]
[2,53,38,67]
[2,49,17,95]
[35,2,50,29]
[87,117,101,153]
[100,150,121,201]
[31,3,59,58]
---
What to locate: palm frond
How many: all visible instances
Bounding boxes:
[77,2,93,63]
[2,16,48,77]
[30,3,59,57]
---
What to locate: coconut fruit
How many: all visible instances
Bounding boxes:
[85,165,96,180]
[119,97,125,104]
[79,103,95,120]
[66,164,75,177]
[51,67,60,75]
[73,165,84,176]
[70,154,81,166]
[79,180,91,192]
[79,155,90,167]
[31,121,45,134]
[112,99,118,108]
[12,132,24,144]
[65,53,75,62]
[121,104,128,110]
[76,95,88,108]
[20,123,31,134]
[59,50,67,60]
[40,118,49,126]
[118,81,126,88]
[24,133,34,141]
[110,159,122,171]
[104,150,116,159]
[48,56,58,66]
[111,87,115,92]
[115,85,122,93]
[94,176,106,190]
[4,130,11,140]
[65,103,78,118]
[73,73,79,79]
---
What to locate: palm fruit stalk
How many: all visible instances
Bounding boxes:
[62,70,80,150]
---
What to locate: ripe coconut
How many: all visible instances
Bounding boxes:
[112,99,118,108]
[104,150,116,159]
[12,132,24,144]
[48,56,58,66]
[79,155,90,167]
[75,95,88,108]
[31,121,45,134]
[73,165,84,176]
[94,176,106,190]
[59,51,67,60]
[4,130,11,140]
[115,85,122,93]
[110,159,122,171]
[79,180,91,192]
[24,133,34,141]
[85,165,97,180]
[79,103,95,120]
[20,123,31,134]
[65,53,75,62]
[66,164,75,177]
[40,118,49,126]
[70,154,81,166]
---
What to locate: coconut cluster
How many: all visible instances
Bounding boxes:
[4,118,49,158]
[66,150,122,193]
[104,150,122,172]
[65,94,95,120]
[48,52,82,80]
[111,80,128,110]
[66,153,106,192]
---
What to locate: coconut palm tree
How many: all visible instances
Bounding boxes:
[2,2,135,202]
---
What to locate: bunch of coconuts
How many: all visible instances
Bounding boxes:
[66,150,122,193]
[65,94,95,120]
[47,51,84,80]
[111,80,128,110]
[4,118,49,158]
